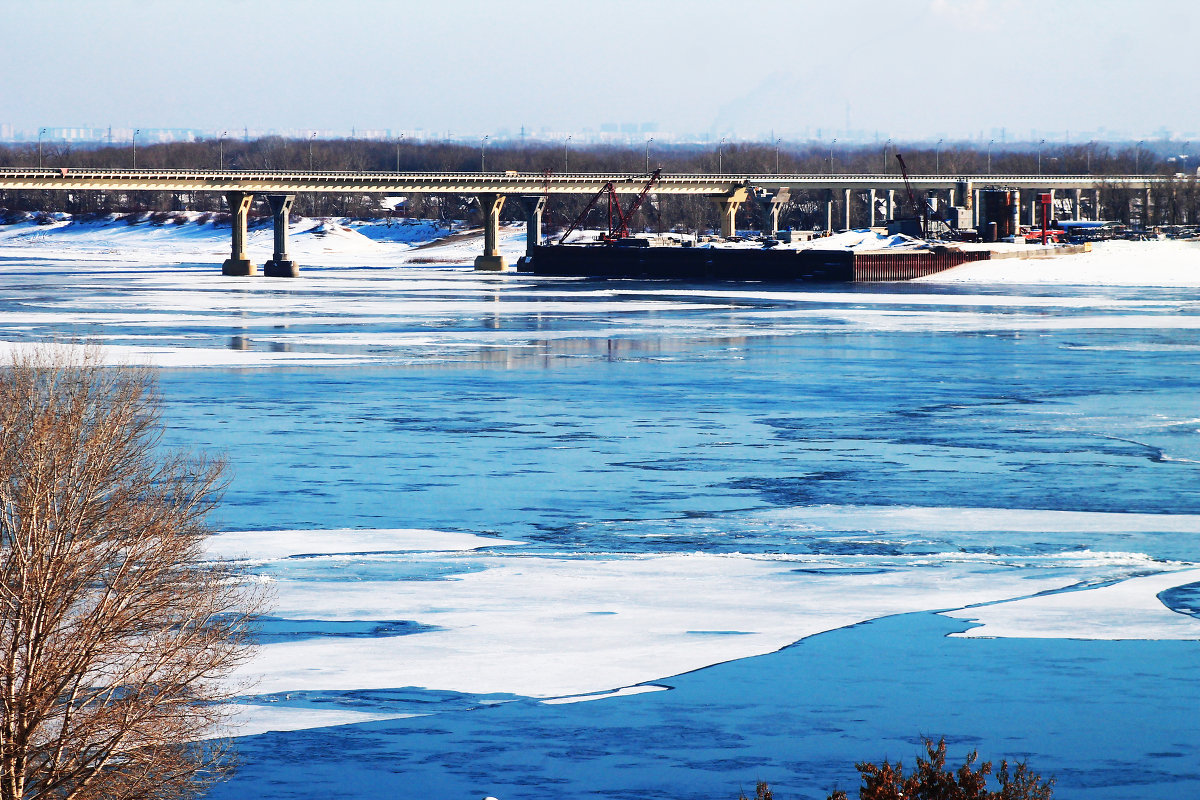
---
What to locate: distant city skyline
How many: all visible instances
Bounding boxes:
[5,0,1199,144]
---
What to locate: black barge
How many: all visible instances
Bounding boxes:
[526,243,992,282]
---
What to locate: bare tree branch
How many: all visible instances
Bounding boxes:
[0,346,262,800]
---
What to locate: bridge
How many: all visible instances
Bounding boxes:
[0,168,1164,275]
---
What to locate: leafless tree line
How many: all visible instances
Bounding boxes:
[2,138,1198,231]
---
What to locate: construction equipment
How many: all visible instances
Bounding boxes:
[894,154,929,239]
[558,169,661,244]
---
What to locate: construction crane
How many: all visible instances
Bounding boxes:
[894,153,929,239]
[558,169,661,244]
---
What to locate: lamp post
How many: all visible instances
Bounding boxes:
[1086,140,1094,175]
[644,137,653,173]
[38,128,46,168]
[987,139,994,175]
[219,131,226,169]
[775,138,782,174]
[1038,138,1045,175]
[309,132,315,171]
[481,135,488,172]
[719,137,726,174]
[829,138,836,174]
[935,138,943,175]
[883,138,891,173]
[396,132,404,172]
[1135,140,1144,174]
[132,129,139,169]
[564,135,571,172]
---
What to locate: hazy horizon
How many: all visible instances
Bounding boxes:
[6,0,1198,142]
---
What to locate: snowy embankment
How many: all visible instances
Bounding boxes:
[0,210,528,268]
[926,238,1200,285]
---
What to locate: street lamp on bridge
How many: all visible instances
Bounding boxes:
[481,135,488,173]
[644,137,654,173]
[133,130,139,169]
[38,128,46,168]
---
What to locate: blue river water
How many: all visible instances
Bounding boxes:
[3,256,1200,799]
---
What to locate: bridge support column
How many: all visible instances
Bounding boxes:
[515,195,546,266]
[867,188,877,227]
[1093,188,1102,221]
[711,188,748,238]
[885,189,895,222]
[1072,189,1082,221]
[1145,187,1153,227]
[473,193,510,271]
[222,191,256,276]
[824,190,834,233]
[753,187,789,236]
[842,188,851,230]
[264,194,298,277]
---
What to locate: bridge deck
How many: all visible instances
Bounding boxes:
[0,168,1155,194]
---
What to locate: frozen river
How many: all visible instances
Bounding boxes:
[2,226,1199,799]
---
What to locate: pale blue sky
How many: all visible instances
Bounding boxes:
[4,0,1197,141]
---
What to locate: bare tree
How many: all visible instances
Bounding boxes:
[0,347,259,800]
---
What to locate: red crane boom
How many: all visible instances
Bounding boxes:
[558,169,661,244]
[894,153,929,239]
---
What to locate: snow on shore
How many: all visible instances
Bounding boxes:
[926,239,1200,286]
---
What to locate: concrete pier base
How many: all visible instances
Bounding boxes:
[264,194,298,277]
[222,190,257,276]
[474,193,510,271]
[711,188,748,239]
[515,195,546,269]
[753,187,789,237]
[221,258,256,276]
[474,255,509,271]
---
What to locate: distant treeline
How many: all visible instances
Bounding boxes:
[3,138,1199,230]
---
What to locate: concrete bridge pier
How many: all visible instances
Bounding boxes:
[842,188,852,230]
[516,195,546,265]
[867,188,877,227]
[885,189,895,222]
[474,193,510,271]
[753,187,789,236]
[222,191,256,276]
[1072,189,1083,222]
[264,194,298,277]
[1093,188,1102,221]
[711,188,748,238]
[824,189,834,233]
